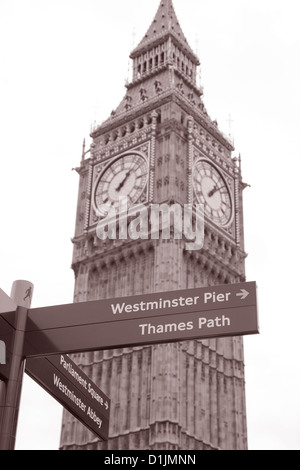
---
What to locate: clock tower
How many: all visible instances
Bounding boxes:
[60,0,248,450]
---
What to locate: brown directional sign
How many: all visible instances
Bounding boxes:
[23,305,258,357]
[25,354,110,441]
[20,282,258,358]
[23,281,257,332]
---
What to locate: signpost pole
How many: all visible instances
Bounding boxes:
[0,381,6,429]
[0,281,33,451]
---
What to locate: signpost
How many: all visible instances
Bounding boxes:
[0,279,259,450]
[0,281,32,450]
[0,288,17,380]
[22,303,258,357]
[26,354,110,441]
[22,281,257,332]
[21,281,258,357]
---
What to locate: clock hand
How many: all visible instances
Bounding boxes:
[207,184,218,198]
[207,185,226,198]
[116,169,132,192]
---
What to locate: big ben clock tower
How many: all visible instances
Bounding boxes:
[60,0,248,450]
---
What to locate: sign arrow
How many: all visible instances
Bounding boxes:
[236,289,249,300]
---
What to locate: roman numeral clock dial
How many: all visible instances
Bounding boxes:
[92,152,149,217]
[193,159,233,227]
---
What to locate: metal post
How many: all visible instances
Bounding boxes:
[0,280,33,450]
[0,381,6,428]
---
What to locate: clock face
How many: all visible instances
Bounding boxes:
[193,159,233,227]
[93,152,149,217]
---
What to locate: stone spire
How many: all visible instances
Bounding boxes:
[131,0,199,64]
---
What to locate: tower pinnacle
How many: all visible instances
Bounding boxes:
[131,0,199,65]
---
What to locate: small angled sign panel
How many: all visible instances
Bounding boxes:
[26,354,110,441]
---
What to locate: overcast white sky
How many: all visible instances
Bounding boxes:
[0,0,300,450]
